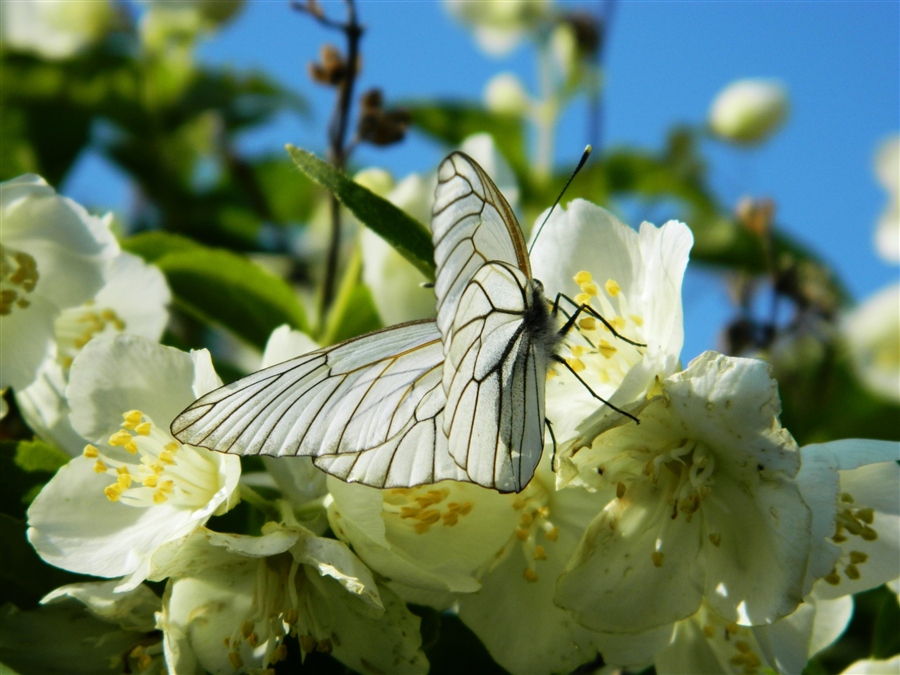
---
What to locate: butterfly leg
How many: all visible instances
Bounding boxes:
[552,292,647,348]
[545,417,558,471]
[550,354,640,424]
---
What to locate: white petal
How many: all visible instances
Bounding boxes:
[261,324,318,367]
[16,357,87,455]
[67,335,201,442]
[41,580,160,633]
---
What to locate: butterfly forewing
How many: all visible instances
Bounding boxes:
[432,152,531,342]
[171,321,452,469]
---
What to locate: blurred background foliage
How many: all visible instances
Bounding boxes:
[0,0,897,673]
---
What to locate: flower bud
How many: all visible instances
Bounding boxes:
[709,79,789,145]
[874,135,899,263]
[484,73,530,116]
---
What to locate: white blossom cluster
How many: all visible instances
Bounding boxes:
[2,156,898,675]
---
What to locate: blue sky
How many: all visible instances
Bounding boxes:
[64,0,899,361]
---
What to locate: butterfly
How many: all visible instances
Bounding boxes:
[171,152,635,493]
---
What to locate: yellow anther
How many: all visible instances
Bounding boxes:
[124,441,138,454]
[725,623,739,636]
[861,526,878,541]
[248,632,259,647]
[840,492,854,503]
[651,551,664,567]
[123,411,142,424]
[109,430,132,446]
[104,484,123,502]
[533,545,547,560]
[598,340,617,359]
[400,506,420,518]
[94,460,108,473]
[736,641,751,653]
[228,651,244,669]
[520,512,534,525]
[630,314,644,326]
[317,639,333,654]
[284,608,299,626]
[545,527,559,542]
[272,643,288,663]
[458,502,473,515]
[83,444,99,458]
[611,316,626,330]
[845,564,860,580]
[164,442,179,453]
[849,550,868,564]
[134,422,152,436]
[117,474,132,489]
[512,497,527,510]
[616,482,626,499]
[299,635,317,653]
[159,451,175,464]
[709,532,722,547]
[152,490,168,504]
[515,528,529,541]
[567,357,586,372]
[580,281,599,296]
[605,279,621,297]
[825,569,841,585]
[578,317,596,331]
[159,480,174,493]
[574,293,592,306]
[100,309,117,321]
[417,509,441,526]
[523,568,539,582]
[130,646,145,659]
[240,621,254,638]
[137,654,151,670]
[570,345,586,357]
[546,369,558,380]
[574,271,593,285]
[536,506,550,519]
[443,512,459,526]
[857,508,875,524]
[142,475,159,488]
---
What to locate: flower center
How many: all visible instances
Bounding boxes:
[0,244,39,315]
[382,485,474,534]
[696,611,765,675]
[508,475,559,583]
[224,547,335,670]
[55,302,127,369]
[84,410,221,509]
[824,491,878,586]
[551,270,645,390]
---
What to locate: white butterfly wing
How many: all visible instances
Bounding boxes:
[432,152,531,342]
[432,153,551,493]
[171,320,467,487]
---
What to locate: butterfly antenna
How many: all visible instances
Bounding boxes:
[528,145,592,256]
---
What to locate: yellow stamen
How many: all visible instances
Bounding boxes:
[598,340,617,359]
[580,281,599,296]
[108,430,132,446]
[651,551,664,567]
[574,293,591,305]
[574,271,593,285]
[134,422,152,436]
[93,460,108,473]
[533,545,547,560]
[578,317,596,331]
[83,444,99,458]
[605,279,621,297]
[523,568,539,582]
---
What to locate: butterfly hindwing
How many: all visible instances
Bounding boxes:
[171,321,458,479]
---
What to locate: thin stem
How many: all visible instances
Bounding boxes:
[305,0,364,325]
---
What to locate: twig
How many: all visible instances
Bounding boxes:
[295,0,364,324]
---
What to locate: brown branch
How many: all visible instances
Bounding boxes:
[295,0,364,323]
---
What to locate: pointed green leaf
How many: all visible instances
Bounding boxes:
[286,145,435,279]
[153,247,309,349]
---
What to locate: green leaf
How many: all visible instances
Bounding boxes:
[405,101,529,183]
[121,231,201,263]
[13,440,68,474]
[154,247,309,350]
[286,145,435,280]
[872,584,900,658]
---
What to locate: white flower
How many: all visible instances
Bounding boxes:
[842,655,900,674]
[555,352,811,634]
[258,325,331,534]
[529,201,693,447]
[156,523,428,674]
[874,135,899,263]
[361,133,519,325]
[444,0,550,56]
[709,79,789,145]
[1,175,118,391]
[842,284,900,403]
[0,581,163,674]
[0,0,117,60]
[484,72,531,116]
[26,335,240,590]
[16,251,171,454]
